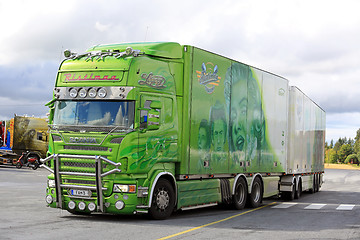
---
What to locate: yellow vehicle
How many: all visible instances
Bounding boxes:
[0,116,48,165]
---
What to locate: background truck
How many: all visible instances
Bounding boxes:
[42,42,325,219]
[0,116,49,165]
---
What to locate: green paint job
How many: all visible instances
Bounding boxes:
[177,179,221,208]
[44,42,325,216]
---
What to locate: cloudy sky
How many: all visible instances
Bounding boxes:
[0,0,359,143]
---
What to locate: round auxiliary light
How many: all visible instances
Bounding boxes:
[97,88,107,98]
[88,88,97,98]
[125,47,133,55]
[68,201,76,210]
[69,88,78,98]
[115,200,125,210]
[78,201,86,211]
[88,202,96,212]
[45,195,53,204]
[64,49,72,58]
[78,88,87,98]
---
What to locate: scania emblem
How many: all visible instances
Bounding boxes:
[69,137,97,144]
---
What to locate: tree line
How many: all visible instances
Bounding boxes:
[325,129,360,164]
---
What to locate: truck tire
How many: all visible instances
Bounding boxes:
[309,174,316,193]
[248,177,263,208]
[295,180,302,199]
[282,180,296,200]
[315,174,319,192]
[233,177,247,210]
[149,179,175,220]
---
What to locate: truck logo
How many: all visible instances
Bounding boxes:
[69,137,97,144]
[196,62,221,94]
[138,72,166,89]
[63,73,120,81]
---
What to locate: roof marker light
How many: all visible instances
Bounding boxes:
[69,88,78,98]
[98,88,107,98]
[78,88,87,98]
[88,88,97,98]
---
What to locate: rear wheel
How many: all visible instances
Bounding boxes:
[32,162,39,170]
[248,177,263,208]
[233,177,247,210]
[310,175,316,194]
[295,180,302,199]
[283,180,296,200]
[149,179,175,220]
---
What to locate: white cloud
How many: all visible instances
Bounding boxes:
[95,22,111,32]
[0,0,360,142]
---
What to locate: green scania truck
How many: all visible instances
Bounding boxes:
[42,42,325,219]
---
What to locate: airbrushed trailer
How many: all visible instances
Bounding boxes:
[41,42,325,219]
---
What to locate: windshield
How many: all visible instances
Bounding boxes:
[53,100,135,129]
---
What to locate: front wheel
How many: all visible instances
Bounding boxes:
[149,179,175,220]
[248,177,263,208]
[233,177,247,210]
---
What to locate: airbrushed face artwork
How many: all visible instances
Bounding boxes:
[195,61,268,170]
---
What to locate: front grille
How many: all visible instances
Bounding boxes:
[60,157,114,174]
[63,161,106,169]
[63,179,96,185]
[64,145,108,151]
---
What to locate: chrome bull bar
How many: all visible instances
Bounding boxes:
[41,154,121,212]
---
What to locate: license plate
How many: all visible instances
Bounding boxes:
[69,189,91,197]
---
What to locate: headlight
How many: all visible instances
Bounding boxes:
[113,184,136,193]
[48,179,56,188]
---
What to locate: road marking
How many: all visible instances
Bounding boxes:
[157,202,277,240]
[272,202,298,209]
[304,204,326,210]
[336,204,355,211]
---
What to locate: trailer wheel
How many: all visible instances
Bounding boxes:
[283,180,296,200]
[309,174,316,193]
[315,174,319,192]
[233,177,247,210]
[295,180,302,199]
[248,177,263,208]
[149,179,175,220]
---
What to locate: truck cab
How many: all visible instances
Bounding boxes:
[43,42,182,218]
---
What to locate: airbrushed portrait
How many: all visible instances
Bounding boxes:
[225,62,267,167]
